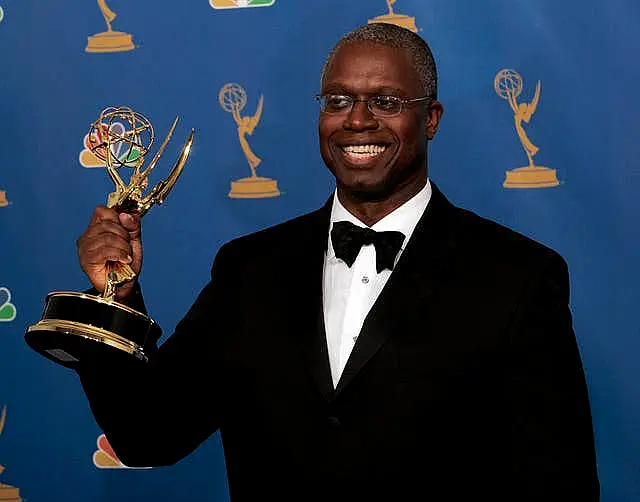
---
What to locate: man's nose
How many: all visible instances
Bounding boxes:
[343,100,378,131]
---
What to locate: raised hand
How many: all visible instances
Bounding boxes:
[77,206,143,299]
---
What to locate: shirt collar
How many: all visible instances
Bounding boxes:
[327,179,432,259]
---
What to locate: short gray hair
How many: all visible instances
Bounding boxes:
[321,23,438,98]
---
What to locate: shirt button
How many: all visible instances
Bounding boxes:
[362,275,369,284]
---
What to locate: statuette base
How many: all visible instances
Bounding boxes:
[229,176,280,198]
[86,31,135,53]
[503,166,560,188]
[25,292,159,369]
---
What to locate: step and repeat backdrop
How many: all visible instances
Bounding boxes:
[0,0,638,501]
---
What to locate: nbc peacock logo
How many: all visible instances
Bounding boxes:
[79,120,142,168]
[93,433,151,469]
[210,0,275,9]
[0,288,16,323]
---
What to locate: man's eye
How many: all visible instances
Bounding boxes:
[373,96,401,111]
[325,96,352,109]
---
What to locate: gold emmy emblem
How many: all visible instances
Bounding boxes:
[25,106,194,368]
[0,190,8,207]
[0,407,23,502]
[368,0,417,33]
[85,0,135,53]
[219,83,280,198]
[495,69,559,188]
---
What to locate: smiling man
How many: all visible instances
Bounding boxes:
[75,23,599,501]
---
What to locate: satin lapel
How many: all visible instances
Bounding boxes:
[335,184,461,395]
[284,198,335,401]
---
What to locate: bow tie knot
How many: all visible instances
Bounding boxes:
[330,221,405,273]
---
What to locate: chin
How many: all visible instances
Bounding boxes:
[340,178,394,202]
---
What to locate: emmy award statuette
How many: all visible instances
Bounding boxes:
[25,106,194,369]
[368,0,418,33]
[220,83,280,198]
[495,69,559,188]
[85,0,135,53]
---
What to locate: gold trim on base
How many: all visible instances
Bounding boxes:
[503,166,560,188]
[27,319,146,360]
[86,31,135,53]
[229,176,280,198]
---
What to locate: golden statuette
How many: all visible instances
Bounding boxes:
[25,107,194,368]
[368,0,418,33]
[220,83,280,198]
[495,69,559,188]
[86,0,136,53]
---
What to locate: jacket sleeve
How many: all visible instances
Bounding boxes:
[77,242,236,467]
[506,252,600,500]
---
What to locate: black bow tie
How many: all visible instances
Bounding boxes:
[330,220,405,273]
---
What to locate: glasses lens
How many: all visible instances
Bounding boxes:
[320,95,353,114]
[370,96,402,117]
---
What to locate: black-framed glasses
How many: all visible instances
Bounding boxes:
[315,93,434,118]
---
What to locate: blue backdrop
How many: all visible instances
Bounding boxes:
[1,1,638,500]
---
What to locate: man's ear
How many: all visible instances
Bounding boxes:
[425,101,444,140]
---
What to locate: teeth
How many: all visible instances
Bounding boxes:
[342,144,386,154]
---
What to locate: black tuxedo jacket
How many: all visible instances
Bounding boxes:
[79,185,599,501]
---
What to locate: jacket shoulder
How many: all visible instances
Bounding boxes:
[214,205,327,264]
[453,204,567,272]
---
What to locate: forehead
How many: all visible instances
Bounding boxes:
[323,42,422,96]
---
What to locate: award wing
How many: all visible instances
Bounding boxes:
[246,95,264,135]
[524,81,541,121]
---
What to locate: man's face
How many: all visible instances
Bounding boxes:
[319,42,441,201]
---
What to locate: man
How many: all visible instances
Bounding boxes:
[76,23,599,500]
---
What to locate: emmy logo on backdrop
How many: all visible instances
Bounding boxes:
[0,407,23,502]
[368,0,417,33]
[0,190,8,207]
[220,83,280,198]
[86,0,135,53]
[495,69,559,188]
[25,106,194,369]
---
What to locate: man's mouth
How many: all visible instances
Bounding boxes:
[340,144,388,163]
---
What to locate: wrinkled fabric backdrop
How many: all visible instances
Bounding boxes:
[0,1,638,501]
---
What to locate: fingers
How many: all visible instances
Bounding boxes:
[78,206,138,267]
[80,232,133,265]
[89,205,119,225]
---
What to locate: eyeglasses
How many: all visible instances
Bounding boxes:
[315,93,434,118]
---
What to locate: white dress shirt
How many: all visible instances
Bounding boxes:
[323,180,432,387]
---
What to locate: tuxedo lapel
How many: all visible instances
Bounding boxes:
[280,199,335,401]
[335,184,461,395]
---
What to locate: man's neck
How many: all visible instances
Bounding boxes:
[337,177,428,227]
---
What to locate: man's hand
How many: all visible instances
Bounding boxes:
[77,206,143,299]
